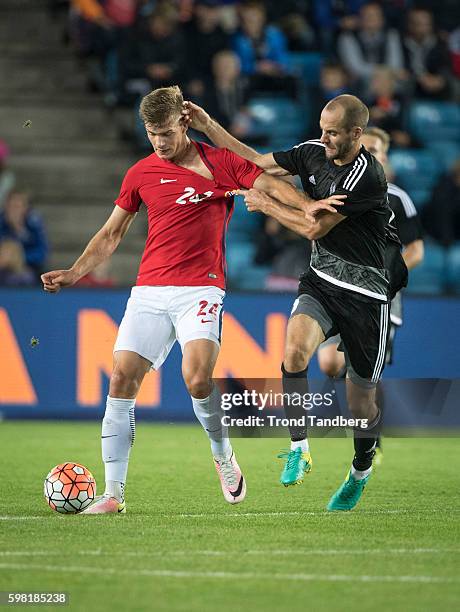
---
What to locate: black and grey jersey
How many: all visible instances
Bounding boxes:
[387,182,423,246]
[387,182,423,326]
[273,140,392,301]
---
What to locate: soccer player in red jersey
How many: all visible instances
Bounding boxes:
[41,86,343,513]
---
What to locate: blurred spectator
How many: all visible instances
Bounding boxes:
[276,10,317,52]
[262,0,310,23]
[410,0,460,35]
[184,1,230,99]
[422,160,460,247]
[0,239,36,287]
[311,0,367,54]
[232,1,297,98]
[200,50,251,136]
[0,141,15,208]
[378,0,413,31]
[402,8,452,100]
[0,191,49,278]
[119,6,185,101]
[366,66,413,148]
[337,3,404,90]
[70,0,139,98]
[448,28,460,79]
[255,218,310,292]
[310,63,351,122]
[76,260,116,287]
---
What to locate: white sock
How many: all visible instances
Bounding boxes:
[351,465,372,480]
[290,439,309,453]
[105,480,125,501]
[191,385,232,459]
[101,396,136,501]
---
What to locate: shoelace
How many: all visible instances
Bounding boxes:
[340,477,362,500]
[277,449,302,469]
[218,458,238,488]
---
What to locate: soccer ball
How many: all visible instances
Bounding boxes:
[44,462,96,514]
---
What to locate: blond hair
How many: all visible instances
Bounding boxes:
[139,86,184,126]
[363,127,391,153]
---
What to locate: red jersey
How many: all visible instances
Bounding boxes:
[115,141,263,289]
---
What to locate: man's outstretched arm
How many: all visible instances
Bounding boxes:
[41,206,136,293]
[182,101,288,176]
[252,172,345,221]
[241,189,345,240]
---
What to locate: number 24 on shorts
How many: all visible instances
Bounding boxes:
[197,301,219,323]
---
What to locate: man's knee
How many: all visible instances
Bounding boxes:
[318,354,343,378]
[346,383,378,420]
[284,314,324,373]
[284,343,313,372]
[110,366,142,399]
[184,371,212,399]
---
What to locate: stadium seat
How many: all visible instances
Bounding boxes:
[406,188,431,210]
[228,195,261,238]
[238,265,271,290]
[389,149,442,193]
[226,240,256,281]
[408,102,460,145]
[288,52,323,85]
[426,141,460,172]
[445,242,460,293]
[247,97,308,141]
[405,241,446,295]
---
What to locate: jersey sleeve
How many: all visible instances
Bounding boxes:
[392,192,423,245]
[114,165,142,213]
[334,156,387,217]
[222,148,263,188]
[272,141,324,176]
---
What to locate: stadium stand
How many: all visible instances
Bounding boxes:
[1,0,459,294]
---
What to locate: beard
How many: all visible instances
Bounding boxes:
[326,138,354,161]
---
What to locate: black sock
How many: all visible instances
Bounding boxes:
[281,363,308,442]
[352,409,381,471]
[375,382,385,450]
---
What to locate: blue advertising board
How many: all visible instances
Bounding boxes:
[0,288,459,421]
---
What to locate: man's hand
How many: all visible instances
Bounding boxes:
[237,190,346,222]
[41,269,79,293]
[235,189,272,214]
[181,101,211,133]
[303,195,346,223]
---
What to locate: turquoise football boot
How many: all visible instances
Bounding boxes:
[327,471,370,511]
[278,447,312,486]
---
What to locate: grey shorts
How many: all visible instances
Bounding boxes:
[290,294,334,338]
[290,293,388,389]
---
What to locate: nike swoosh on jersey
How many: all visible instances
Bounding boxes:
[160,178,177,183]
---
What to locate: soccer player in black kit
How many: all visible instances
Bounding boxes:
[183,94,407,511]
[318,127,424,463]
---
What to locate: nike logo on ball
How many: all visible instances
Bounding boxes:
[161,178,177,183]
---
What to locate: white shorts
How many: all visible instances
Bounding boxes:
[114,285,225,369]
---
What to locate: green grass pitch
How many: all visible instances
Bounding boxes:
[0,422,459,612]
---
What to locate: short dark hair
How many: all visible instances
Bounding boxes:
[324,94,369,131]
[241,0,265,14]
[139,86,184,126]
